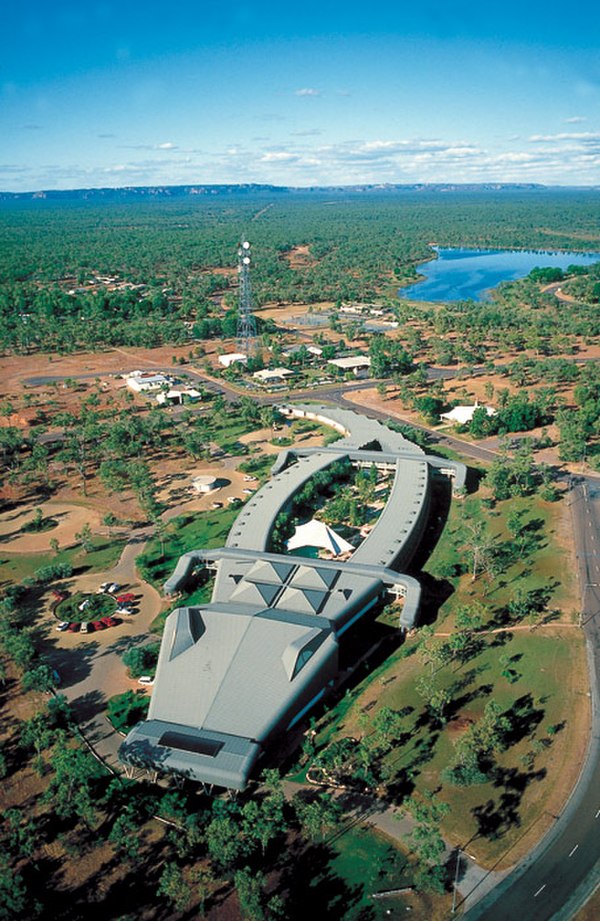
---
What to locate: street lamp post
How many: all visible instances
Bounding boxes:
[581,583,599,628]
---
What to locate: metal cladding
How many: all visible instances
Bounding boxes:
[119,405,466,790]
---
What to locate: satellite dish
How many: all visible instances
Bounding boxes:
[242,241,250,249]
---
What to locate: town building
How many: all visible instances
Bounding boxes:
[218,352,247,368]
[440,402,496,425]
[119,405,465,792]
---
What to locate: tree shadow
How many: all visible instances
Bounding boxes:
[501,693,545,747]
[472,766,547,840]
[70,688,107,722]
[45,640,99,688]
[277,841,368,921]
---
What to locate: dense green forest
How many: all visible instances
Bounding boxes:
[1,190,600,353]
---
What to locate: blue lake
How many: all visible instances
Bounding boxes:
[399,247,600,303]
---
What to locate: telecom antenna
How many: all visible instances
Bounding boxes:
[236,240,258,355]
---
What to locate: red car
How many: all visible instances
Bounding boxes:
[116,593,136,604]
[66,622,80,632]
[101,616,119,628]
[52,590,67,602]
[91,620,106,631]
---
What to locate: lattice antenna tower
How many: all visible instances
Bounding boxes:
[237,240,258,355]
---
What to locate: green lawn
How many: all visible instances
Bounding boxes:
[322,826,415,920]
[300,477,584,868]
[0,537,126,587]
[137,506,239,589]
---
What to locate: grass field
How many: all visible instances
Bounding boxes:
[137,505,239,588]
[0,536,126,587]
[301,482,586,869]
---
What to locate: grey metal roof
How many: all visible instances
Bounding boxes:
[120,403,466,790]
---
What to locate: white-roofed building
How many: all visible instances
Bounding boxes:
[219,353,247,368]
[440,403,496,425]
[253,367,295,383]
[327,355,371,375]
[125,372,171,393]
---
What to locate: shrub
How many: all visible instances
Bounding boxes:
[107,691,150,733]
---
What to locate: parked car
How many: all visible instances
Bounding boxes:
[116,593,136,604]
[51,589,67,602]
[211,501,223,509]
[242,488,254,495]
[137,676,155,686]
[107,583,120,594]
[80,622,90,634]
[66,622,80,632]
[101,616,119,628]
[243,475,257,482]
[98,582,111,593]
[115,607,132,616]
[55,621,69,631]
[91,620,106,631]
[78,598,90,611]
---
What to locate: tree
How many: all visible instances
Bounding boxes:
[45,745,106,828]
[461,519,495,582]
[75,523,94,553]
[292,791,342,843]
[121,643,160,679]
[0,859,34,920]
[2,809,38,860]
[157,862,192,913]
[234,868,268,921]
[404,793,450,894]
[206,806,249,871]
[21,664,57,694]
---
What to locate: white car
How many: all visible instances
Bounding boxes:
[98,582,111,593]
[107,583,120,594]
[242,488,254,495]
[138,675,155,686]
[243,475,257,482]
[78,599,90,611]
[55,621,69,631]
[80,622,89,634]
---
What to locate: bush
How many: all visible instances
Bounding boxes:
[107,691,150,733]
[122,643,160,679]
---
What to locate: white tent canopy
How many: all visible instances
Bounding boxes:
[286,519,354,556]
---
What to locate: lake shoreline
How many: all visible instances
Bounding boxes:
[399,245,600,303]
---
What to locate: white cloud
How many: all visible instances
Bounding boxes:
[565,116,586,124]
[260,151,299,162]
[157,141,176,150]
[295,88,321,97]
[530,132,600,142]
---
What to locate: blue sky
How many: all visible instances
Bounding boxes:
[2,1,600,190]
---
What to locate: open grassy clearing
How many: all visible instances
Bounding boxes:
[137,505,239,590]
[320,825,450,921]
[0,536,126,587]
[296,472,586,871]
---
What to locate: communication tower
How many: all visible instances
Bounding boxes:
[237,240,258,355]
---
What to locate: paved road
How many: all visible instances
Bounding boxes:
[460,477,600,921]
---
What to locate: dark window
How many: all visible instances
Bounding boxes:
[159,731,223,758]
